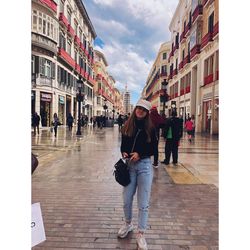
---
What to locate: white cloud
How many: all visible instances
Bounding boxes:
[92,17,135,39]
[93,0,116,6]
[84,0,179,103]
[97,42,152,94]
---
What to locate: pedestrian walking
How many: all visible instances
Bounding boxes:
[32,112,40,135]
[149,106,165,168]
[118,99,157,250]
[52,113,60,137]
[66,113,74,131]
[161,110,183,166]
[191,114,195,137]
[185,117,194,143]
[117,114,124,132]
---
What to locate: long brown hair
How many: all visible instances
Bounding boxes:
[121,108,153,142]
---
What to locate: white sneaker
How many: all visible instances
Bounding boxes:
[136,232,148,250]
[117,222,134,238]
[152,163,158,169]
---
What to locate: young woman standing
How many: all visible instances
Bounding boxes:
[118,99,156,250]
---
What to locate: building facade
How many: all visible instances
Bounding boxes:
[93,50,121,118]
[32,0,96,126]
[143,42,171,115]
[144,0,219,134]
[167,0,219,134]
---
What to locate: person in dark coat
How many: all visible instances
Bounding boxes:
[32,112,40,135]
[149,106,165,168]
[52,113,60,137]
[161,110,183,166]
[117,114,124,132]
[66,113,74,131]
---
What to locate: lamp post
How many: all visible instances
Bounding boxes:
[171,101,176,114]
[76,77,84,135]
[112,106,115,120]
[103,98,108,127]
[160,79,168,115]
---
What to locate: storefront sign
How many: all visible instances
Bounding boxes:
[59,96,65,104]
[41,92,52,102]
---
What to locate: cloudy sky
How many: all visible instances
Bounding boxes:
[83,0,179,104]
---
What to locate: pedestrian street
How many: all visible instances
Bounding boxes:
[32,125,218,250]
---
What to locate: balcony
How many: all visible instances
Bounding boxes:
[183,54,190,67]
[201,31,213,49]
[180,89,185,96]
[98,89,103,95]
[168,50,174,62]
[184,21,191,36]
[74,36,81,47]
[67,24,75,37]
[180,31,186,43]
[80,42,86,54]
[174,93,179,98]
[173,68,178,77]
[39,0,57,13]
[58,47,75,68]
[32,33,57,54]
[179,61,184,70]
[192,5,203,24]
[161,72,167,77]
[75,62,81,74]
[88,75,96,86]
[59,13,69,27]
[204,73,214,85]
[173,43,179,54]
[216,70,219,80]
[213,22,219,38]
[80,70,86,80]
[190,44,201,59]
[39,75,52,87]
[185,86,191,93]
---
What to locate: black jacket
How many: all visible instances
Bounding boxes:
[163,117,183,141]
[121,119,157,159]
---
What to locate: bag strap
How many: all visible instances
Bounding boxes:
[131,129,141,152]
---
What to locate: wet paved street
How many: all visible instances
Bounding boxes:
[32,125,218,250]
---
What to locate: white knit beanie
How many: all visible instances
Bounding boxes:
[136,99,152,111]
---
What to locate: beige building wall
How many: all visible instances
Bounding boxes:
[167,0,219,134]
[32,0,96,125]
[144,42,171,114]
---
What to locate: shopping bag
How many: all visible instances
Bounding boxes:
[31,203,46,247]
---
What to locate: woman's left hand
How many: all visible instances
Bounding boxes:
[130,152,140,162]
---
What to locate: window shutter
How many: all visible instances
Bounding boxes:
[39,57,45,75]
[51,63,55,78]
[57,65,60,83]
[35,56,39,74]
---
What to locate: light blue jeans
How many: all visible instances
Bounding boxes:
[122,158,153,232]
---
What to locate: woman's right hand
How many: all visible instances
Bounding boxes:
[122,152,129,158]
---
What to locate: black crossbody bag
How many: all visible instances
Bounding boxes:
[113,130,141,186]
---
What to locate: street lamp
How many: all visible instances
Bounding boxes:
[160,79,168,115]
[76,77,84,135]
[171,101,176,114]
[112,106,115,120]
